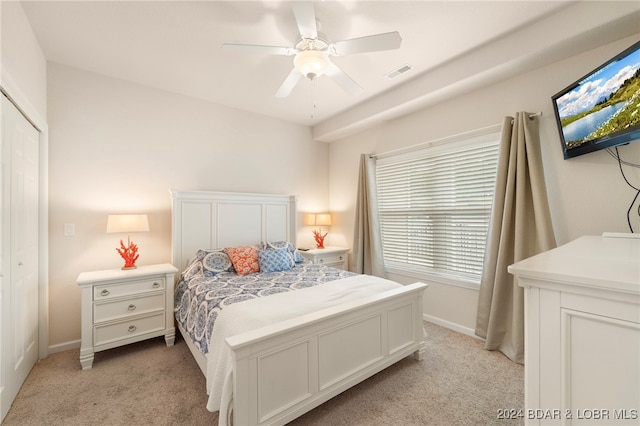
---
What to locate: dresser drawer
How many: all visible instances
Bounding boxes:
[94,312,166,347]
[93,277,165,300]
[94,293,165,323]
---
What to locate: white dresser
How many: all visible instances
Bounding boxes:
[300,246,349,270]
[508,235,639,425]
[77,263,178,369]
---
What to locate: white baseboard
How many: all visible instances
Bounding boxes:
[48,339,80,354]
[423,314,483,340]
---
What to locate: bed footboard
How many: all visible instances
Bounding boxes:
[226,282,427,426]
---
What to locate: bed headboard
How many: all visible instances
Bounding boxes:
[170,190,298,271]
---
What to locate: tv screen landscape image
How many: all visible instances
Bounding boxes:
[552,40,640,159]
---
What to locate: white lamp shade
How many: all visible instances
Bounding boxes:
[106,214,149,233]
[304,213,316,226]
[304,213,332,227]
[315,213,332,226]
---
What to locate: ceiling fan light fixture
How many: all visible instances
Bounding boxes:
[294,50,331,80]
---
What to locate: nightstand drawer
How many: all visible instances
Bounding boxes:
[317,254,346,265]
[301,247,349,271]
[94,293,165,323]
[93,277,165,300]
[94,312,165,347]
[322,261,345,269]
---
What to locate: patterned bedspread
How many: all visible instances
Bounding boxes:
[174,261,356,354]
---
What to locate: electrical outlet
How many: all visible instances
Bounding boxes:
[63,223,75,237]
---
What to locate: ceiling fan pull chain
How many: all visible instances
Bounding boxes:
[311,78,317,119]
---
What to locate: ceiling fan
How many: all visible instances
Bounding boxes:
[222,1,402,98]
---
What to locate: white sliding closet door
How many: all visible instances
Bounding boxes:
[0,93,40,422]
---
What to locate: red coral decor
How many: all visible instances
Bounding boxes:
[116,239,140,269]
[312,229,327,249]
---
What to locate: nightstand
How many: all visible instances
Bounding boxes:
[300,246,349,270]
[76,263,178,370]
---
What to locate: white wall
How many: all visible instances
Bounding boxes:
[328,34,640,335]
[0,1,47,118]
[47,63,329,347]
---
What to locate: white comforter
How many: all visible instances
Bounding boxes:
[205,274,402,424]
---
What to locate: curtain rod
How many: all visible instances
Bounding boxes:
[370,112,542,159]
[515,111,543,124]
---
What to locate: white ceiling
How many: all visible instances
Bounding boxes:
[19,1,640,140]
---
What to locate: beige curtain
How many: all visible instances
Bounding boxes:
[352,154,386,277]
[475,113,556,364]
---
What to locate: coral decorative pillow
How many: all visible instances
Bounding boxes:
[225,245,260,276]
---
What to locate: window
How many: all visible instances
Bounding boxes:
[376,130,500,288]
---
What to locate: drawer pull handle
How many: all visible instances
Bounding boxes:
[339,256,344,260]
[100,289,110,296]
[319,259,324,263]
[128,304,136,311]
[152,282,160,288]
[128,325,137,333]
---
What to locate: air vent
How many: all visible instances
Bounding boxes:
[386,64,413,79]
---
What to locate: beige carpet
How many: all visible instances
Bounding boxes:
[3,322,523,425]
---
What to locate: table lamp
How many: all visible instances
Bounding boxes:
[304,212,332,249]
[106,214,149,269]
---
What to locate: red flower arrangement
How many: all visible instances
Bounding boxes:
[116,239,140,269]
[312,230,327,249]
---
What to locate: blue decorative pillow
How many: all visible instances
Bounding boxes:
[201,249,234,273]
[258,247,295,273]
[182,249,234,280]
[262,241,305,263]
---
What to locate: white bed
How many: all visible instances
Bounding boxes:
[170,189,427,426]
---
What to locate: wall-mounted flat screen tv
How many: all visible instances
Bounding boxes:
[552,40,640,159]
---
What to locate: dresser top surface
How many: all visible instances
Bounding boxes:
[508,235,639,293]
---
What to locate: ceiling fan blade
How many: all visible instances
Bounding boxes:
[325,63,363,95]
[222,43,295,56]
[330,31,402,56]
[292,1,317,39]
[275,69,303,98]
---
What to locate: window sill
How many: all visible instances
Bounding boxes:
[385,265,480,291]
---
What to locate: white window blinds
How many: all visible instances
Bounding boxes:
[376,132,500,285]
